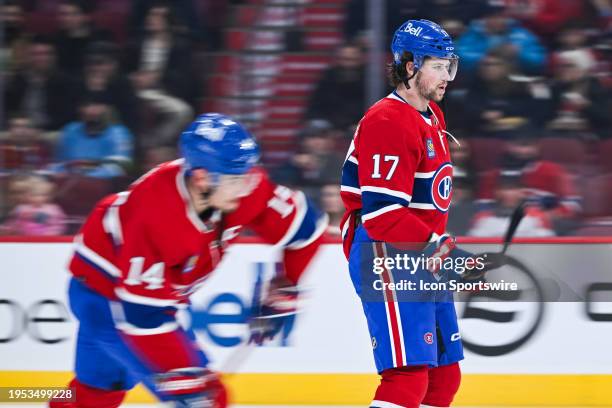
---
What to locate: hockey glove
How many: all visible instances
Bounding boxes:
[424,234,506,281]
[248,276,298,345]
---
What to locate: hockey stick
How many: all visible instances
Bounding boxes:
[501,200,527,255]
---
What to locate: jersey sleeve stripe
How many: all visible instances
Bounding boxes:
[347,155,358,164]
[287,212,329,250]
[102,192,130,247]
[361,186,412,202]
[341,213,351,239]
[341,159,359,189]
[115,321,179,336]
[415,170,436,178]
[275,191,308,247]
[115,287,179,307]
[341,185,362,195]
[74,235,121,278]
[361,191,410,215]
[408,202,436,210]
[362,204,403,222]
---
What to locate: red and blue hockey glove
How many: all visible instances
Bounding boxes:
[424,234,506,281]
[248,276,298,345]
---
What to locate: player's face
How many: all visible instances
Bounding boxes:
[189,170,258,213]
[208,174,252,212]
[415,58,453,102]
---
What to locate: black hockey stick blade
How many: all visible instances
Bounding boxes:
[502,200,527,254]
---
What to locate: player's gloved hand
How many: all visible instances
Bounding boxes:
[424,234,507,281]
[248,276,298,345]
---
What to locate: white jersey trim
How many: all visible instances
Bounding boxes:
[116,321,179,336]
[408,202,436,210]
[175,166,209,233]
[287,213,329,250]
[102,191,130,246]
[115,287,178,307]
[275,190,308,247]
[341,185,361,195]
[341,214,351,239]
[386,92,406,104]
[74,235,121,278]
[414,170,435,178]
[361,186,412,202]
[362,204,403,222]
[347,155,358,164]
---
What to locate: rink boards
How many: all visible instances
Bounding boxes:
[0,238,611,406]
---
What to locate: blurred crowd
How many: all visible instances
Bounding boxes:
[1,0,611,238]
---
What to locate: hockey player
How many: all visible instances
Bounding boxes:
[340,20,503,407]
[50,113,328,407]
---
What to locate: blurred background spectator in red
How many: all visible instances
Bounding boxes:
[0,113,51,172]
[469,172,555,237]
[477,125,581,233]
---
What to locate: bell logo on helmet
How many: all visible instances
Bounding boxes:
[239,139,256,150]
[402,22,423,37]
[195,121,226,142]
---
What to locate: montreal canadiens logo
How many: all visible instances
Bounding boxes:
[430,162,453,212]
[424,332,434,345]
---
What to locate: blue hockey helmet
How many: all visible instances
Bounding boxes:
[179,113,260,175]
[391,19,459,80]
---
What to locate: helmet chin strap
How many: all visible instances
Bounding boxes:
[402,66,418,90]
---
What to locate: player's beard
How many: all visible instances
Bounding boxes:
[415,71,443,102]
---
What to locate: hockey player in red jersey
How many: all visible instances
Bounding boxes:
[340,20,503,407]
[50,113,328,407]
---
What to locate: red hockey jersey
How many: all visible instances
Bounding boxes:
[340,92,454,258]
[70,159,327,305]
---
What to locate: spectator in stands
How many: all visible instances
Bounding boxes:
[53,0,112,76]
[1,0,30,76]
[460,47,548,135]
[274,120,344,196]
[477,127,581,225]
[0,114,51,172]
[504,0,589,46]
[80,41,139,135]
[343,0,481,48]
[130,68,193,149]
[469,173,554,237]
[456,0,547,75]
[123,0,200,109]
[1,174,30,221]
[320,184,343,236]
[5,35,78,130]
[50,91,134,179]
[546,49,611,138]
[306,43,366,132]
[0,175,66,236]
[447,142,478,236]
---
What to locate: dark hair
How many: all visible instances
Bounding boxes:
[387,51,424,88]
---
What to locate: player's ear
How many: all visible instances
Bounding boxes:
[405,61,415,77]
